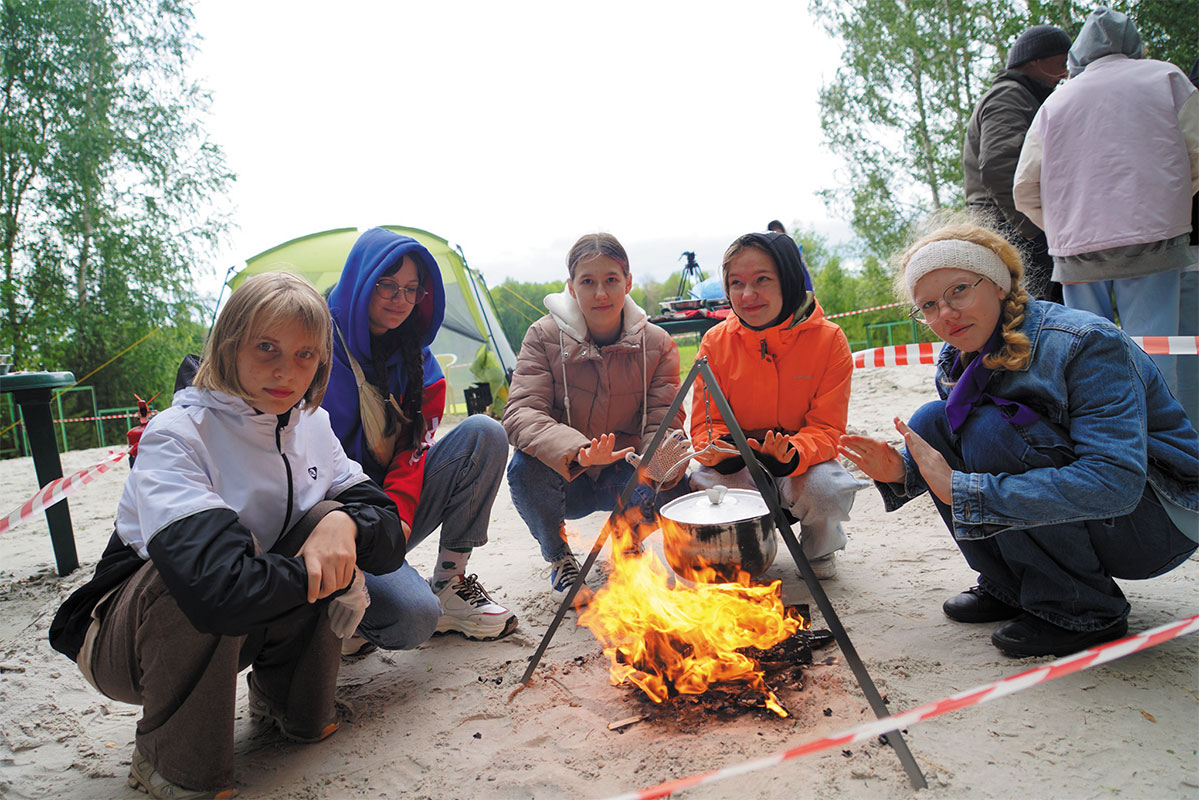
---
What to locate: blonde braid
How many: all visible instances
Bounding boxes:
[983,286,1032,371]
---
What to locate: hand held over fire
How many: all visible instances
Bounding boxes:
[748,430,795,462]
[578,432,635,467]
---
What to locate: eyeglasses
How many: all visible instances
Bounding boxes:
[374,279,427,304]
[908,277,986,324]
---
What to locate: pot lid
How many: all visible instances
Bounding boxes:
[660,486,770,526]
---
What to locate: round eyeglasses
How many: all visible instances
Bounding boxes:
[375,279,428,304]
[908,276,986,324]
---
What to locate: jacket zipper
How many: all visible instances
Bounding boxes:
[275,412,294,542]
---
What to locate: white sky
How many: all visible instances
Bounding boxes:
[190,1,851,301]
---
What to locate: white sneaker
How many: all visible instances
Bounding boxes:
[809,553,838,580]
[434,574,518,640]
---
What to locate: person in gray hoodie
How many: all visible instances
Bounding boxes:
[1014,7,1198,415]
[502,233,691,600]
[963,24,1071,303]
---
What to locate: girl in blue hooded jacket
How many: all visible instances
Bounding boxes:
[324,227,516,649]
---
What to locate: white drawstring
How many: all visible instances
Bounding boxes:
[558,329,572,428]
[640,328,647,439]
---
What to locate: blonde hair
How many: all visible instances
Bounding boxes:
[194,271,333,411]
[894,218,1032,372]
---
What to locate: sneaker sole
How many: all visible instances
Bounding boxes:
[340,640,377,660]
[550,587,591,606]
[247,691,339,743]
[433,613,518,641]
[128,748,239,798]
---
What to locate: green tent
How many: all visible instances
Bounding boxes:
[229,225,516,412]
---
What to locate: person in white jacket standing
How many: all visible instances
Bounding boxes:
[1013,6,1198,417]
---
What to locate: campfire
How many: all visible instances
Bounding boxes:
[577,518,811,718]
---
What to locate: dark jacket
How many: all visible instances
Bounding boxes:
[963,69,1053,239]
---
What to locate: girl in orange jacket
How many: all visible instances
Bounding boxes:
[691,231,867,579]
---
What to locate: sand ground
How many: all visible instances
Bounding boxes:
[0,365,1196,799]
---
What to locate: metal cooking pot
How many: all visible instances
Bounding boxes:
[659,486,777,582]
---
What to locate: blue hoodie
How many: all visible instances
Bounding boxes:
[324,228,447,519]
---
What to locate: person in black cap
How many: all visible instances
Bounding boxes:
[963,23,1071,303]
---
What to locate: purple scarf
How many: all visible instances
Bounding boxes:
[945,325,1039,433]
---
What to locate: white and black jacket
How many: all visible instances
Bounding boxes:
[50,386,405,661]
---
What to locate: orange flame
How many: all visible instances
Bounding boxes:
[578,519,803,717]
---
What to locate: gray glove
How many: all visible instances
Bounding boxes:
[327,568,370,639]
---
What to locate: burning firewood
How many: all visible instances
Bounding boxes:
[578,518,828,719]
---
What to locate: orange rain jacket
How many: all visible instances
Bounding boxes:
[690,301,852,476]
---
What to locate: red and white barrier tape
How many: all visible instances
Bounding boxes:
[854,336,1199,369]
[824,301,908,320]
[0,449,129,537]
[607,615,1198,800]
[47,411,157,425]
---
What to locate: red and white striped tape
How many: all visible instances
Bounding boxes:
[853,336,1199,369]
[0,449,128,537]
[606,615,1198,800]
[48,411,158,425]
[853,341,939,369]
[824,301,908,320]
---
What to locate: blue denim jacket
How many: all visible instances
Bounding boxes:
[882,300,1198,537]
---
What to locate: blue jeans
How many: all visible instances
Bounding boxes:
[1178,268,1197,428]
[908,401,1196,631]
[358,416,508,650]
[1063,271,1181,403]
[507,449,693,563]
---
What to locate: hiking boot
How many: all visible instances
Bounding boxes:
[246,674,339,743]
[128,747,238,799]
[549,553,587,603]
[434,574,518,640]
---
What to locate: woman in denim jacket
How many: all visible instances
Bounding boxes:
[840,222,1197,658]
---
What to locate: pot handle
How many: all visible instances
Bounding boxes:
[705,485,728,505]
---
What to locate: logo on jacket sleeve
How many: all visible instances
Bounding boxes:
[308,466,318,479]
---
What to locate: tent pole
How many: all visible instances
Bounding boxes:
[457,245,514,381]
[208,264,239,338]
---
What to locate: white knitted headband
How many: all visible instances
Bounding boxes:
[904,239,1012,299]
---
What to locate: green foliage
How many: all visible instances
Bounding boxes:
[813,0,1195,263]
[1120,0,1197,71]
[793,226,935,350]
[0,0,231,422]
[492,278,563,351]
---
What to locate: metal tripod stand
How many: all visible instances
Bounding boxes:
[518,357,927,790]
